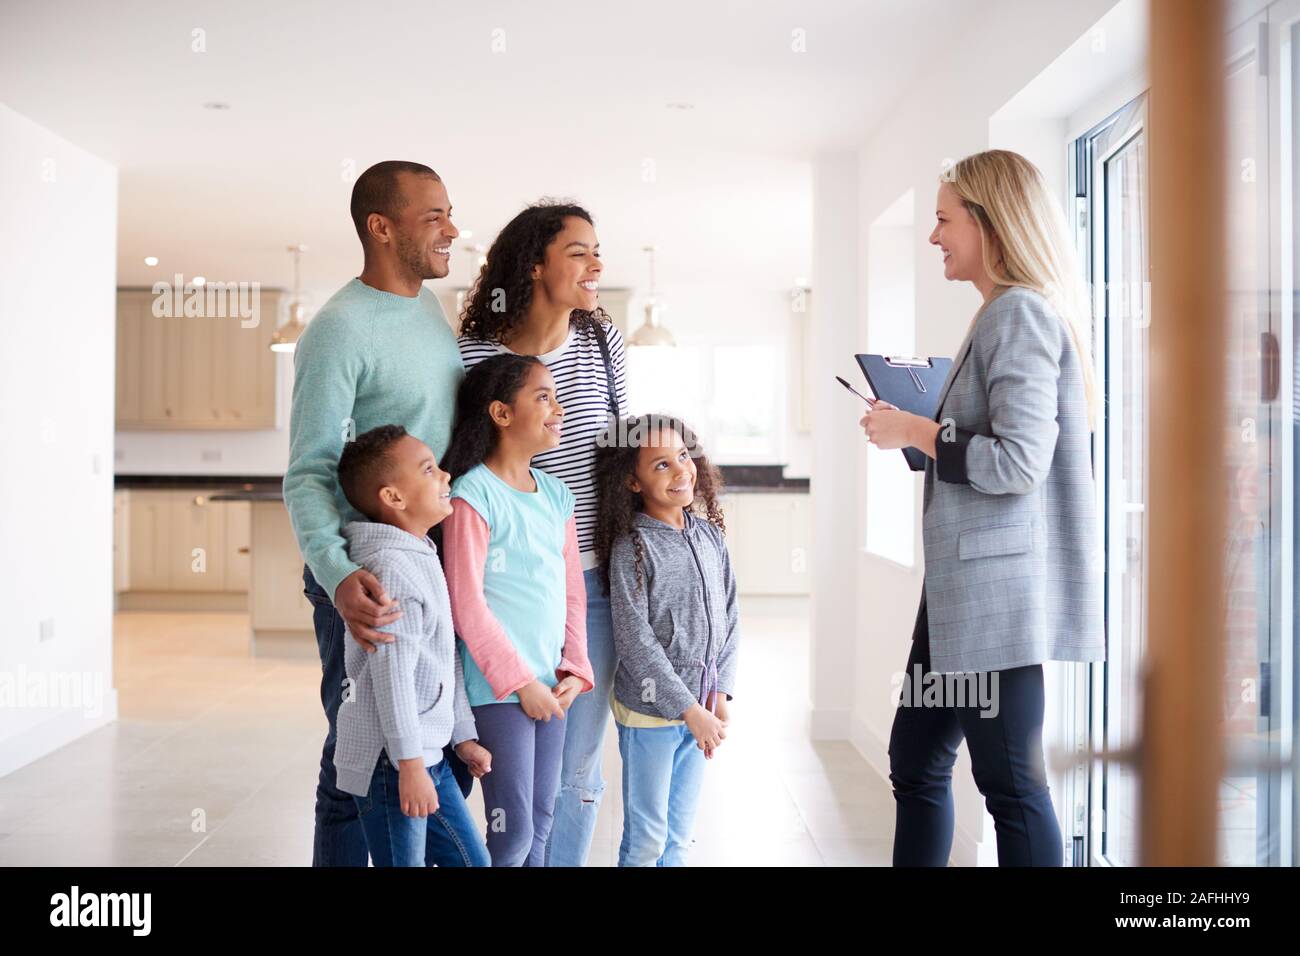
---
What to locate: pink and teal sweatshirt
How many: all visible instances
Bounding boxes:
[442,462,593,708]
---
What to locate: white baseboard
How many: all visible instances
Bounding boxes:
[0,690,119,779]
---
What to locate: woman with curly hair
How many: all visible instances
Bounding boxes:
[592,413,739,867]
[458,200,627,867]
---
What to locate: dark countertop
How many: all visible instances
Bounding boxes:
[119,471,810,500]
[115,475,283,491]
[208,491,286,502]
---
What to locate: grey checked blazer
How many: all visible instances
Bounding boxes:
[919,286,1104,673]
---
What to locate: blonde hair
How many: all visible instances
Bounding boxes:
[946,149,1096,428]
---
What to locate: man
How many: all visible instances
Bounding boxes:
[284,161,463,866]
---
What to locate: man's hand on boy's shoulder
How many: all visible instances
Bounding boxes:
[336,568,402,652]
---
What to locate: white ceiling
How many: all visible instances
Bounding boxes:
[0,0,986,310]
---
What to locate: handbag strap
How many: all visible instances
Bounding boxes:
[593,321,621,418]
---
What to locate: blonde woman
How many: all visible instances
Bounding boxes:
[861,150,1103,866]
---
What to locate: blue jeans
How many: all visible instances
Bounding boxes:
[302,565,370,867]
[545,566,617,867]
[353,753,490,867]
[616,721,707,867]
[888,599,1063,866]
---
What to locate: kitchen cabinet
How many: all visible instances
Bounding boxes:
[113,490,130,593]
[115,288,280,430]
[170,491,227,590]
[225,498,251,591]
[119,489,250,596]
[719,492,812,596]
[125,489,171,590]
[249,500,314,636]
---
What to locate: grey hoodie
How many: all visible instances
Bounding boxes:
[608,510,740,721]
[334,520,476,798]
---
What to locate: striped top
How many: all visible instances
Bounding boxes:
[458,320,629,569]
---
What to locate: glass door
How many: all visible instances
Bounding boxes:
[1271,0,1300,868]
[1078,94,1149,868]
[1219,7,1277,868]
[1075,4,1293,867]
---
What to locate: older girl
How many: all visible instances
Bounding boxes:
[440,354,594,866]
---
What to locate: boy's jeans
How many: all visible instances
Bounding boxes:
[354,753,490,867]
[616,721,707,867]
[303,565,370,867]
[545,566,617,866]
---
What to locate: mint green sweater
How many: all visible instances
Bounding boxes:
[284,278,464,601]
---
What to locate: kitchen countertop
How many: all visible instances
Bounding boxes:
[115,475,283,492]
[208,491,287,502]
[119,473,810,500]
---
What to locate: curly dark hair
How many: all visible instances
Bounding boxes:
[593,414,726,594]
[459,200,610,344]
[337,423,410,520]
[440,354,546,483]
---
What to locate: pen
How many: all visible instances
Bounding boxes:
[835,375,877,407]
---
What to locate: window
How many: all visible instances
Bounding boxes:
[625,341,785,464]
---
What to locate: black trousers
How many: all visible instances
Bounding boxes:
[887,600,1063,866]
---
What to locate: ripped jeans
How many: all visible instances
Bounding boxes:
[544,565,617,867]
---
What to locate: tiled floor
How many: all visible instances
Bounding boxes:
[0,599,896,866]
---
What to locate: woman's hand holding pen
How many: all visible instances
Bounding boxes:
[860,400,942,458]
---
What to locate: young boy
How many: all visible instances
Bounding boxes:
[333,424,493,866]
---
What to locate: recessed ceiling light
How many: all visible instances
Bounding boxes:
[202,101,231,111]
[666,102,694,111]
[460,230,473,240]
[144,256,158,266]
[794,276,808,287]
[193,276,207,286]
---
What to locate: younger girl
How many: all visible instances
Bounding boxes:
[441,354,594,867]
[593,413,740,867]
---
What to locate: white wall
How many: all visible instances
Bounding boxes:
[810,152,860,738]
[808,0,1125,865]
[864,214,919,568]
[0,102,118,775]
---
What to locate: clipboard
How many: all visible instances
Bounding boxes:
[855,354,953,471]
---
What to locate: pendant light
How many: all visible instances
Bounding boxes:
[271,244,309,353]
[628,245,675,347]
